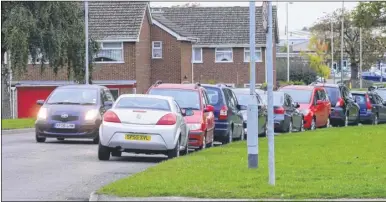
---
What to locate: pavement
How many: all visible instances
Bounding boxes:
[1,130,163,201]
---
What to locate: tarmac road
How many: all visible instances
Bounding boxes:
[1,131,163,201]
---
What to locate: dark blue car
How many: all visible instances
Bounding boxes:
[35,85,115,143]
[352,91,386,125]
[201,84,246,144]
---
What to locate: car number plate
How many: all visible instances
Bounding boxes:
[125,134,151,141]
[274,114,284,121]
[54,123,75,129]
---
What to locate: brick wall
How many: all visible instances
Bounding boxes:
[180,42,193,83]
[135,10,152,93]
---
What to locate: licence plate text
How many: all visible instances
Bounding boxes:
[54,123,75,129]
[125,134,151,141]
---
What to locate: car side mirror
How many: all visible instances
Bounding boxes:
[237,104,247,110]
[36,100,45,106]
[316,100,323,105]
[182,108,194,116]
[204,105,214,113]
[104,101,113,108]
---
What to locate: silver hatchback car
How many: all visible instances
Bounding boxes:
[98,94,192,160]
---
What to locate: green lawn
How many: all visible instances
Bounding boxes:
[2,118,35,130]
[99,125,386,199]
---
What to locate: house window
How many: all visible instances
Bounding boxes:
[28,53,49,65]
[109,89,119,100]
[192,48,202,63]
[244,48,262,62]
[152,41,162,59]
[215,48,233,63]
[94,42,124,63]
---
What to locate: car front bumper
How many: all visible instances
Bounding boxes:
[330,107,345,124]
[35,120,100,139]
[188,130,205,148]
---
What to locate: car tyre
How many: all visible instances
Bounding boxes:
[92,136,99,144]
[372,114,379,125]
[35,132,46,143]
[57,138,65,141]
[288,119,293,133]
[167,139,180,159]
[223,129,233,144]
[198,135,206,150]
[207,133,214,148]
[322,117,330,128]
[181,142,189,156]
[310,117,316,130]
[111,150,122,157]
[98,143,110,161]
[299,117,305,132]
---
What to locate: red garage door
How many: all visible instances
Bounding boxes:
[17,86,57,118]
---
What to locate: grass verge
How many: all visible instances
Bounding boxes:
[2,118,35,130]
[98,125,386,199]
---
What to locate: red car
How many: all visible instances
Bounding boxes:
[279,85,331,130]
[146,81,215,150]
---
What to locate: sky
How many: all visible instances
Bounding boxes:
[150,1,359,38]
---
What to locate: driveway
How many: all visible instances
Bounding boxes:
[1,131,163,201]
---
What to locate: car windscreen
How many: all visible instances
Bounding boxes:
[234,93,260,106]
[46,88,98,105]
[279,89,312,104]
[324,87,341,106]
[203,87,222,106]
[375,90,386,100]
[352,94,366,104]
[148,89,200,110]
[115,97,171,111]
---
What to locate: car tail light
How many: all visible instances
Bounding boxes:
[103,111,121,123]
[335,98,344,107]
[274,107,285,114]
[365,94,372,110]
[219,105,228,120]
[157,113,177,125]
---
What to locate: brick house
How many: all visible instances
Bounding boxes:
[10,2,279,118]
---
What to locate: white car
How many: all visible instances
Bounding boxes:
[98,94,192,160]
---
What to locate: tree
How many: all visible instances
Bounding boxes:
[310,8,386,81]
[301,35,331,80]
[352,2,386,28]
[276,57,318,85]
[1,1,98,83]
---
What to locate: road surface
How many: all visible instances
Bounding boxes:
[2,132,163,201]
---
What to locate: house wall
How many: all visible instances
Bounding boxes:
[135,10,152,93]
[180,42,193,83]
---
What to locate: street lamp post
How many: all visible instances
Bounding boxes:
[85,0,89,85]
[359,27,363,89]
[286,2,293,82]
[331,19,334,84]
[340,1,344,84]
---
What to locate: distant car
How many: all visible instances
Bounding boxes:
[98,94,192,160]
[272,92,304,133]
[201,84,246,144]
[231,88,267,137]
[312,83,360,127]
[279,85,331,130]
[146,81,215,150]
[35,85,115,144]
[352,91,386,125]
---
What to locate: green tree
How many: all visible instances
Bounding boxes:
[1,1,98,83]
[352,2,386,29]
[310,8,386,80]
[301,35,331,80]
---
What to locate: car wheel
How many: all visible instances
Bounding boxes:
[167,139,180,159]
[92,136,99,144]
[181,141,189,156]
[57,138,65,141]
[323,117,330,128]
[288,119,293,133]
[35,132,46,143]
[98,143,110,161]
[310,118,316,130]
[207,133,214,148]
[373,114,379,125]
[222,129,233,144]
[111,150,122,157]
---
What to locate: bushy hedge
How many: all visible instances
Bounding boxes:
[276,57,318,85]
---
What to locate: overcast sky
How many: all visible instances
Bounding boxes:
[150,2,358,37]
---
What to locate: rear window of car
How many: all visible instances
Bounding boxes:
[115,97,171,111]
[148,88,200,110]
[203,86,223,106]
[279,89,312,104]
[352,94,366,104]
[324,87,341,106]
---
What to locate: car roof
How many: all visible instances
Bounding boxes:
[151,83,200,90]
[56,84,104,90]
[201,84,231,89]
[232,88,264,94]
[280,85,315,90]
[312,83,340,88]
[118,94,174,101]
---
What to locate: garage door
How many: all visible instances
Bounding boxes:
[17,86,57,118]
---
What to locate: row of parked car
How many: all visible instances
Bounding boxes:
[34,81,386,161]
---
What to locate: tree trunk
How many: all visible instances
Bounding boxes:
[1,48,12,119]
[350,61,359,80]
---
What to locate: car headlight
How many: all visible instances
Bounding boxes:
[188,124,201,131]
[37,108,47,120]
[85,109,99,121]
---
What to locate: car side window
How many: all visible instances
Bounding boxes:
[370,94,379,104]
[283,94,290,107]
[376,94,384,103]
[313,90,320,104]
[104,89,114,102]
[173,101,182,114]
[322,89,329,101]
[224,89,236,109]
[288,95,294,107]
[222,89,231,106]
[202,90,210,106]
[230,90,240,106]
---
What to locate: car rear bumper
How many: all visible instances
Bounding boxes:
[35,121,99,138]
[213,121,230,140]
[188,130,205,148]
[99,122,178,151]
[359,111,373,123]
[330,107,345,123]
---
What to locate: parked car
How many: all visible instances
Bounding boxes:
[272,91,304,132]
[35,85,114,144]
[279,85,331,130]
[352,91,386,125]
[98,94,192,160]
[312,83,360,127]
[231,88,267,137]
[201,84,246,144]
[147,81,215,150]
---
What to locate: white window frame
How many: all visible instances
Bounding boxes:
[108,88,119,99]
[244,47,262,63]
[192,47,203,63]
[152,41,163,59]
[215,47,233,63]
[94,42,124,64]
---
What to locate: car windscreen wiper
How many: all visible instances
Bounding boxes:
[48,102,81,105]
[80,102,96,105]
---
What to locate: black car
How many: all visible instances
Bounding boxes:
[35,85,115,143]
[231,88,267,137]
[352,91,386,124]
[313,83,360,127]
[273,92,304,133]
[201,84,246,144]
